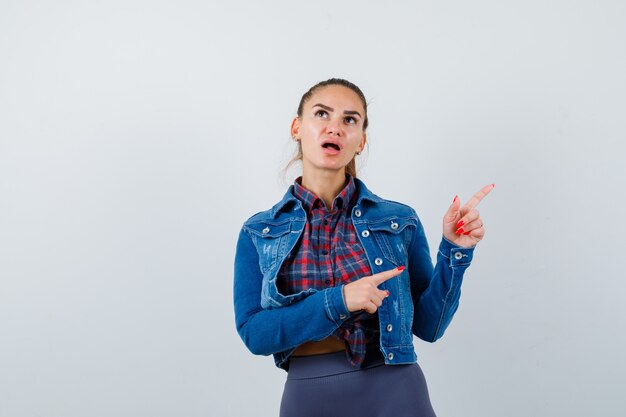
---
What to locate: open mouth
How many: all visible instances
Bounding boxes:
[322,143,341,151]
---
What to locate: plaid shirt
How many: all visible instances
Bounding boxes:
[277,175,379,367]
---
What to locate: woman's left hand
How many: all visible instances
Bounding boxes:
[442,184,495,248]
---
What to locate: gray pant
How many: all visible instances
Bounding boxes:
[280,346,437,417]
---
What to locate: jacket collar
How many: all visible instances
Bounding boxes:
[269,177,381,218]
[354,177,383,205]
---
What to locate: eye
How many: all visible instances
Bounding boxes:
[344,116,357,125]
[314,110,328,118]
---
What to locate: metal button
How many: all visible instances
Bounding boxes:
[387,352,394,360]
[375,258,383,266]
[361,230,370,238]
[262,227,270,234]
[390,221,399,230]
[454,252,463,260]
[386,324,393,332]
[354,209,362,217]
[339,314,347,320]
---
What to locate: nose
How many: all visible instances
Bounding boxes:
[326,118,342,136]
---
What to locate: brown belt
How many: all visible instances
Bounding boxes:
[291,336,374,357]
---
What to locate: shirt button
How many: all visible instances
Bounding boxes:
[354,209,362,217]
[325,279,331,284]
[322,250,329,255]
[323,220,328,225]
[390,221,399,230]
[361,230,370,238]
[386,324,393,332]
[375,258,383,266]
[387,352,394,360]
[454,252,463,260]
[262,227,270,234]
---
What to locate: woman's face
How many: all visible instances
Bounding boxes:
[291,85,367,176]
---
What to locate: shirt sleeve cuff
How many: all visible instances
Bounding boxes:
[439,236,475,266]
[323,285,350,326]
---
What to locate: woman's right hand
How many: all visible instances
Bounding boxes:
[342,266,405,314]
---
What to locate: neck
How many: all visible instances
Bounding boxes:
[301,168,348,209]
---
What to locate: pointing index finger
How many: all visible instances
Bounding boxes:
[371,266,405,286]
[462,183,495,211]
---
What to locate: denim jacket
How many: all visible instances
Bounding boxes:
[234,178,475,370]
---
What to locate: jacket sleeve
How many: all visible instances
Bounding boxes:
[408,215,475,342]
[233,228,350,356]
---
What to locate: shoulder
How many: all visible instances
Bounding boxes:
[241,186,305,229]
[354,178,418,219]
[372,196,417,216]
[242,206,275,226]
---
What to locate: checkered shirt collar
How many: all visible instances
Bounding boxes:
[293,175,357,213]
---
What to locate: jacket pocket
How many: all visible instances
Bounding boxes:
[368,218,416,265]
[245,222,293,273]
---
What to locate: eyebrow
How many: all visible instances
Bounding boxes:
[312,103,362,118]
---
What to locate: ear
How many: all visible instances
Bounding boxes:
[358,131,367,153]
[290,116,301,139]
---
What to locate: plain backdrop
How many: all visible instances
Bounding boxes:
[1,1,625,416]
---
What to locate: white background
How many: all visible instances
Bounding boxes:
[1,1,625,416]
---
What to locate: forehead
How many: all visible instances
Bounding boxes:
[305,85,365,112]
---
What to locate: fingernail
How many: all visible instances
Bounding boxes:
[492,183,496,188]
[456,220,464,228]
[453,195,458,203]
[385,290,390,296]
[463,231,470,235]
[397,266,406,272]
[456,227,465,234]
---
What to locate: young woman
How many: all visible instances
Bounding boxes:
[234,78,493,416]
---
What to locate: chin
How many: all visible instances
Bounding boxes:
[303,156,349,174]
[318,161,349,171]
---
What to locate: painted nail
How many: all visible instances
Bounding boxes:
[457,220,464,228]
[492,183,496,188]
[463,231,470,235]
[456,227,465,234]
[397,266,406,272]
[385,290,390,297]
[453,195,458,203]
